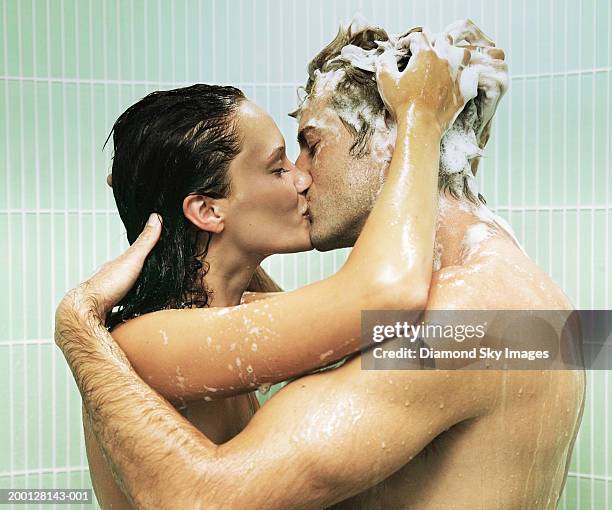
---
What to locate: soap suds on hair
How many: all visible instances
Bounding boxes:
[304,13,490,203]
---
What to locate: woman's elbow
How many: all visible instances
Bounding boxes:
[378,284,429,311]
[370,266,430,310]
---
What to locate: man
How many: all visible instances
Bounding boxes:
[56,19,584,509]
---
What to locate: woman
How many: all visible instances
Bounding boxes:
[84,32,475,509]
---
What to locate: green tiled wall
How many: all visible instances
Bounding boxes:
[1,1,609,508]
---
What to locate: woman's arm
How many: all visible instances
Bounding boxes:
[111,35,475,403]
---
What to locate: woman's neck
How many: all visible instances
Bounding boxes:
[198,235,264,308]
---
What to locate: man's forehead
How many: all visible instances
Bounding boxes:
[296,94,338,131]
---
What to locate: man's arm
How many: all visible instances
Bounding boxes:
[56,215,490,509]
[60,302,489,510]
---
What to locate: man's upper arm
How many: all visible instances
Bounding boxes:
[207,357,485,510]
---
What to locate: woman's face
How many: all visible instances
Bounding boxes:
[222,100,313,256]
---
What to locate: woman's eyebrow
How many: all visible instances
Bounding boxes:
[265,145,285,164]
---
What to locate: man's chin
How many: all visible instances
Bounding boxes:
[310,229,354,252]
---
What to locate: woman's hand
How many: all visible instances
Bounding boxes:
[375,30,478,134]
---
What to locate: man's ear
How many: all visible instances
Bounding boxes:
[382,110,396,175]
[182,194,226,234]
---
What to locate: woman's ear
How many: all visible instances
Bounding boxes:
[182,194,226,234]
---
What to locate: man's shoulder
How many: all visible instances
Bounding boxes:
[430,247,570,311]
[428,259,505,310]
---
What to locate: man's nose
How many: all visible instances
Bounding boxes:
[291,160,312,193]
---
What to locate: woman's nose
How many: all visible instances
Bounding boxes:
[291,162,312,193]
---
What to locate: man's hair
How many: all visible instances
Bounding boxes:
[294,21,486,204]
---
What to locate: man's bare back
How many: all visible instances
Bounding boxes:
[328,204,585,509]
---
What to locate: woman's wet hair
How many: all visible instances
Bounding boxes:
[106,84,245,328]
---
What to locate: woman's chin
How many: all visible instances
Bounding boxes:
[277,236,314,254]
[290,238,315,253]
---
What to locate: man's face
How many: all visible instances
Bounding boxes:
[295,93,389,251]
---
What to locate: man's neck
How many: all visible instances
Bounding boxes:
[434,193,494,269]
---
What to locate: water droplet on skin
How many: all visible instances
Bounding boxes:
[228,364,233,371]
[251,343,258,352]
[204,396,212,401]
[319,349,333,360]
[230,343,236,351]
[381,442,386,449]
[404,401,411,407]
[246,365,254,374]
[235,357,242,367]
[258,383,272,393]
[439,403,445,409]
[159,329,169,345]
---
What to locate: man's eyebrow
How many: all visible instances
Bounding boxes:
[297,126,315,145]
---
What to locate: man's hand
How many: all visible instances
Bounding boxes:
[55,213,161,349]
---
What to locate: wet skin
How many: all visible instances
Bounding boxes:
[69,25,584,510]
[326,199,585,510]
[84,197,585,510]
[78,39,456,508]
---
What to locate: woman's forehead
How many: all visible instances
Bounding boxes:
[236,100,284,160]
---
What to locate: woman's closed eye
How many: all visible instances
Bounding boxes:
[273,167,290,177]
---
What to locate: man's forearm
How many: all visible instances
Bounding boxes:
[57,305,221,509]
